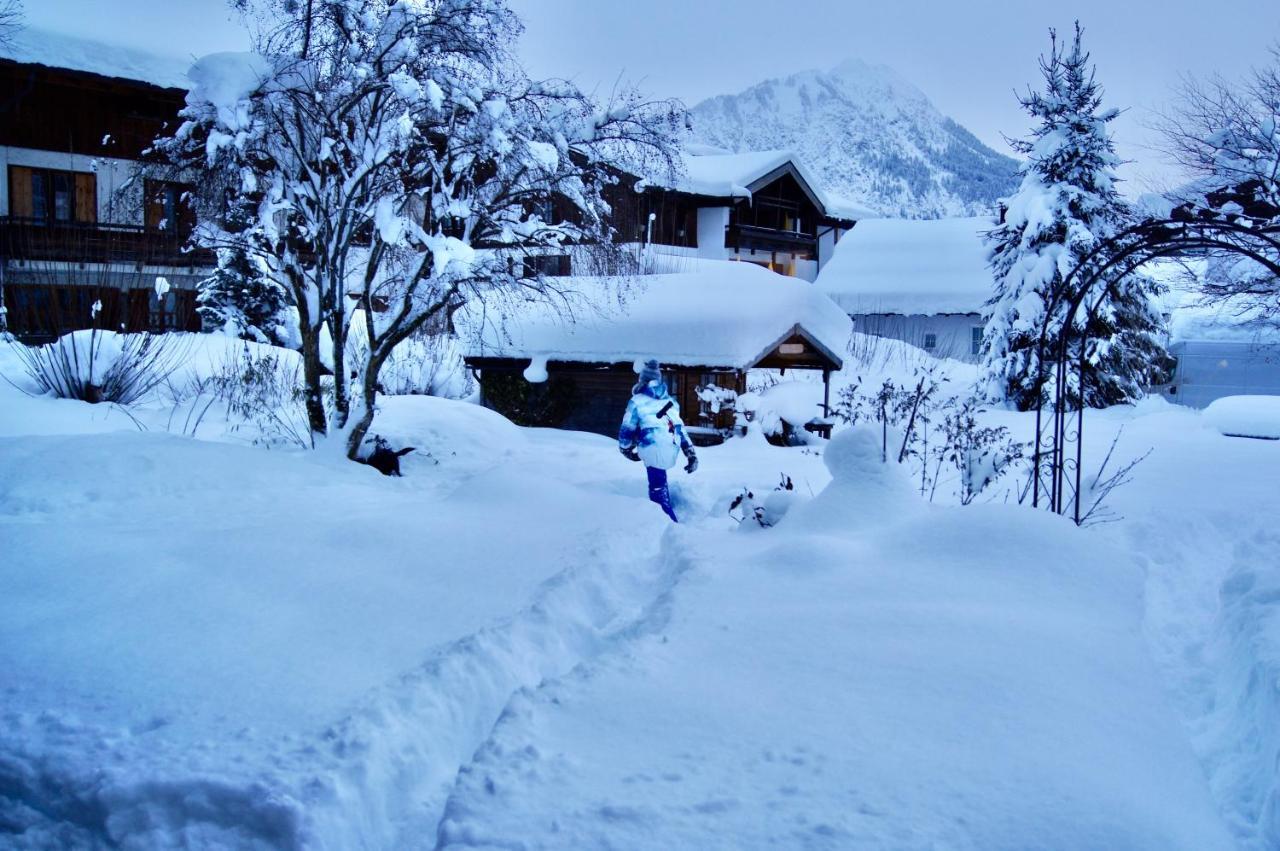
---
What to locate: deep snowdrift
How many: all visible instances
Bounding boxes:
[0,383,687,848]
[435,429,1233,849]
[3,333,1278,848]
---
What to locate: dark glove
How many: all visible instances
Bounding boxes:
[620,445,641,462]
[683,446,698,474]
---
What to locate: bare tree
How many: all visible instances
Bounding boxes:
[1153,46,1280,323]
[0,1,21,50]
[159,0,682,460]
[1154,47,1280,201]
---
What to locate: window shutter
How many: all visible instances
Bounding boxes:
[74,172,97,223]
[9,166,34,217]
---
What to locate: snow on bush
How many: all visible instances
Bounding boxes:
[730,380,828,442]
[9,329,189,405]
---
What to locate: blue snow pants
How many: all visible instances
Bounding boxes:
[647,465,678,523]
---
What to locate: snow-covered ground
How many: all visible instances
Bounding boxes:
[2,335,1278,848]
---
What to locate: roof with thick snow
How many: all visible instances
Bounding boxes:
[815,217,994,315]
[658,146,871,222]
[462,260,851,371]
[1,27,192,89]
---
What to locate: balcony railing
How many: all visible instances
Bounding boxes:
[0,217,215,269]
[727,223,819,255]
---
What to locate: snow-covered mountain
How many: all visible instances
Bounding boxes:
[689,59,1020,219]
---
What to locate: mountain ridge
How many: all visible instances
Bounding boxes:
[689,60,1020,219]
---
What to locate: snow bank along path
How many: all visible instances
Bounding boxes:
[0,391,690,848]
[1080,401,1280,848]
[435,429,1233,849]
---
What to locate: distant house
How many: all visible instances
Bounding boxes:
[0,29,211,342]
[814,216,993,362]
[462,261,850,439]
[602,147,866,283]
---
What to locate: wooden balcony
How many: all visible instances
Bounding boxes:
[0,217,215,269]
[726,223,818,256]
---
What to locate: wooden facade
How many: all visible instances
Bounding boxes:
[0,60,185,159]
[0,60,205,342]
[467,327,841,441]
[468,358,746,441]
[602,177,704,249]
[1,282,200,342]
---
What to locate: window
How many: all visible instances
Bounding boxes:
[150,289,178,332]
[144,180,195,237]
[522,255,571,278]
[530,197,555,224]
[923,333,938,351]
[971,326,984,356]
[8,166,96,224]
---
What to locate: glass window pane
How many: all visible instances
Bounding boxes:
[31,173,48,220]
[52,173,73,221]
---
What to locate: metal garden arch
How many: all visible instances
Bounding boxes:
[1029,193,1280,525]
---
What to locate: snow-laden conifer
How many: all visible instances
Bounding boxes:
[980,24,1169,410]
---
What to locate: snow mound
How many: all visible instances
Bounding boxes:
[788,426,918,531]
[370,394,527,473]
[1203,395,1280,439]
[823,425,887,481]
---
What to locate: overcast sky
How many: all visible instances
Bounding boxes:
[24,0,1280,192]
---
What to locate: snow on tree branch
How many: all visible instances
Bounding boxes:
[157,0,684,460]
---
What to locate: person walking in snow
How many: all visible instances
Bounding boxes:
[618,360,698,522]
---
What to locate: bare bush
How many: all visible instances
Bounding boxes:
[9,327,188,404]
[214,343,315,449]
[833,370,1028,505]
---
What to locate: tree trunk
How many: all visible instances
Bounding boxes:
[299,323,328,441]
[289,266,328,441]
[345,346,388,460]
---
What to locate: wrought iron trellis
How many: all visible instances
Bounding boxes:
[1029,198,1280,525]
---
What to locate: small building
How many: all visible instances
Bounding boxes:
[814,216,992,361]
[1148,259,1280,408]
[0,29,210,342]
[462,261,851,439]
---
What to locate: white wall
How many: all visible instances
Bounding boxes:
[696,206,730,260]
[818,225,847,271]
[1152,340,1280,408]
[852,313,985,363]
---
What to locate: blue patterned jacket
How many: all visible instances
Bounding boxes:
[618,381,693,469]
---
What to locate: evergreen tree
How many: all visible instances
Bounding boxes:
[198,247,295,348]
[980,24,1169,410]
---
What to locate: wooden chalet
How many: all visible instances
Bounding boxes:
[599,149,862,283]
[0,31,208,342]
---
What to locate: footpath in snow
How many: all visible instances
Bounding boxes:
[0,375,686,847]
[435,429,1234,850]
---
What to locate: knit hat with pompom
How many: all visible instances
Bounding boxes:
[637,359,663,385]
